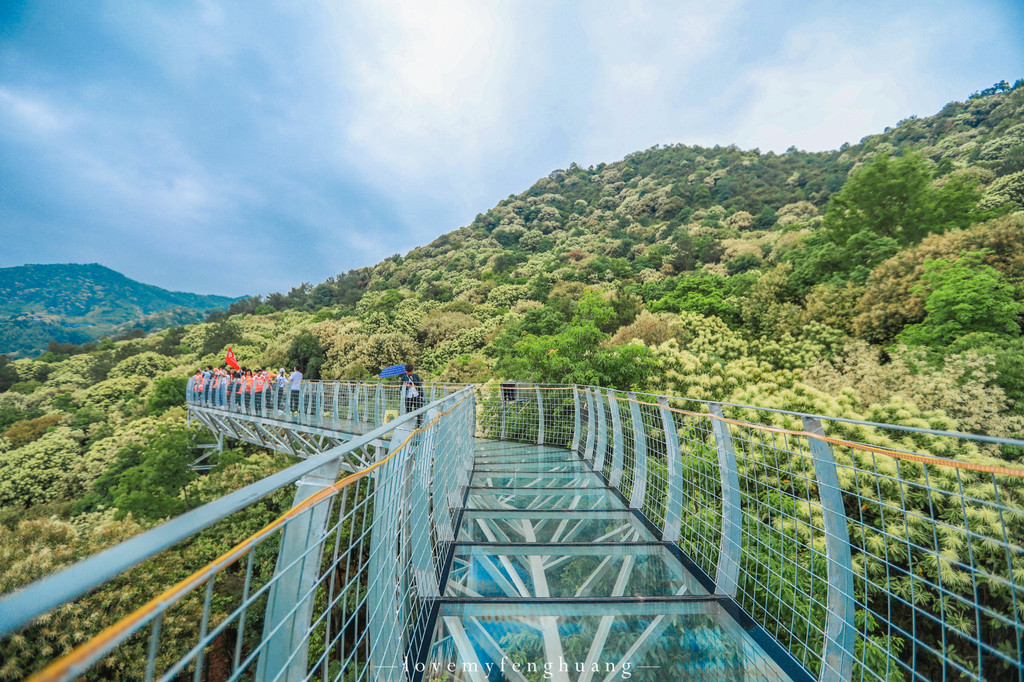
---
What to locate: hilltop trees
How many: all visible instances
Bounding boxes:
[822,152,984,247]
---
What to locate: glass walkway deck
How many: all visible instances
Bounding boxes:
[424,440,801,682]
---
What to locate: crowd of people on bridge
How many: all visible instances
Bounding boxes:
[190,364,304,413]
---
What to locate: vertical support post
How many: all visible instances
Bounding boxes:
[593,390,608,472]
[802,417,855,682]
[583,389,597,462]
[535,386,545,446]
[608,390,625,488]
[500,395,507,441]
[256,457,342,682]
[374,382,382,426]
[352,382,360,424]
[367,423,415,680]
[709,403,742,598]
[657,396,683,543]
[316,383,324,426]
[332,383,339,427]
[626,393,648,509]
[570,386,582,455]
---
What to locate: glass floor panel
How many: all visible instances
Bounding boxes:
[473,443,573,457]
[426,600,797,681]
[466,490,625,511]
[473,462,595,474]
[445,544,706,599]
[470,472,605,489]
[474,454,582,467]
[458,511,657,543]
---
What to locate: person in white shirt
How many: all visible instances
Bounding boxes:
[289,366,302,413]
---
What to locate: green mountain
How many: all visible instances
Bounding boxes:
[0,263,236,358]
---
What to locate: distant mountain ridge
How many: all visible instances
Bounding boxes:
[0,263,237,358]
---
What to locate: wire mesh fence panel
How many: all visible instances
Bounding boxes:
[2,388,475,682]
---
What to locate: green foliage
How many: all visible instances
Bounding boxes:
[0,427,85,507]
[148,375,188,415]
[0,354,17,393]
[948,333,1024,415]
[822,153,984,247]
[648,273,742,324]
[497,302,656,389]
[287,330,326,379]
[74,425,200,521]
[3,413,63,449]
[897,252,1022,347]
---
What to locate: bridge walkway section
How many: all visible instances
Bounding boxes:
[422,438,802,682]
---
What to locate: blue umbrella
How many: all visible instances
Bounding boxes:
[377,364,407,378]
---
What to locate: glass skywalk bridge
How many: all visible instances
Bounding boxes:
[430,440,797,681]
[0,381,1021,682]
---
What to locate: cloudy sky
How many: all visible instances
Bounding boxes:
[1,1,1021,297]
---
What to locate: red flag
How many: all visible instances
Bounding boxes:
[225,346,240,370]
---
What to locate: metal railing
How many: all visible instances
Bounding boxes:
[473,384,1024,682]
[1,380,1022,682]
[0,384,475,682]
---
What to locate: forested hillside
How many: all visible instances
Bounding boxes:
[1,81,1023,680]
[0,263,237,358]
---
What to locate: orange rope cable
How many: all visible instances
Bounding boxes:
[29,395,469,682]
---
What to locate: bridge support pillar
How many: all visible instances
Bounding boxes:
[583,389,597,462]
[570,386,582,455]
[255,457,342,682]
[802,416,855,682]
[607,390,625,488]
[535,386,545,445]
[709,403,741,597]
[657,396,683,542]
[593,389,608,472]
[626,392,648,509]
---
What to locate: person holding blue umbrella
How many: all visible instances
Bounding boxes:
[403,364,424,425]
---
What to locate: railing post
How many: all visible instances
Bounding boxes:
[607,390,625,487]
[352,381,360,424]
[256,458,342,682]
[367,422,416,680]
[317,383,325,425]
[374,382,382,426]
[626,392,648,509]
[802,416,855,682]
[583,389,597,462]
[657,396,683,543]
[571,386,582,455]
[535,386,545,445]
[708,403,742,597]
[593,390,608,472]
[500,391,507,440]
[332,382,339,427]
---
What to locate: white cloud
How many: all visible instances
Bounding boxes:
[727,23,925,152]
[575,0,747,162]
[324,0,529,182]
[0,87,76,137]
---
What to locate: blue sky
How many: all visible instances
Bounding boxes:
[1,0,1021,297]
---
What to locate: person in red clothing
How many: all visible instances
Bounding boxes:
[192,369,204,402]
[253,368,267,414]
[241,369,254,412]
